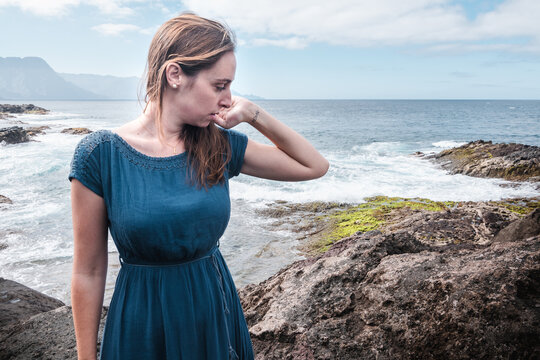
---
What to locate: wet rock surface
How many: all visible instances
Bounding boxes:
[0,104,49,115]
[0,195,12,205]
[426,140,540,182]
[0,126,32,144]
[0,278,64,329]
[0,306,108,360]
[0,125,50,144]
[61,127,93,135]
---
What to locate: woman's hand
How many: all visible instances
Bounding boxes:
[216,98,330,181]
[214,96,255,129]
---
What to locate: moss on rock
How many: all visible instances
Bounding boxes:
[309,196,456,254]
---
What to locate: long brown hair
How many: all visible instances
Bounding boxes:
[144,12,236,188]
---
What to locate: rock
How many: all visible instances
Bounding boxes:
[25,125,50,136]
[0,195,12,205]
[0,104,49,115]
[61,127,93,135]
[426,140,540,181]
[0,306,108,360]
[0,126,31,144]
[259,197,535,254]
[240,230,540,360]
[0,125,49,144]
[0,278,64,328]
[493,208,540,243]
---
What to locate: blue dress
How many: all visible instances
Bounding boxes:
[68,129,254,360]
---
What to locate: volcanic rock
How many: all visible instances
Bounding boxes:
[26,125,50,136]
[493,208,540,243]
[61,127,93,135]
[240,216,540,359]
[0,278,64,329]
[427,140,540,181]
[0,306,108,360]
[0,195,12,205]
[0,126,31,144]
[0,104,49,114]
[0,125,50,144]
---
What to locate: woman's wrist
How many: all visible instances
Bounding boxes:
[244,102,261,125]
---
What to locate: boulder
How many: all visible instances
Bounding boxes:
[0,278,64,328]
[0,126,49,144]
[0,104,49,114]
[26,125,50,136]
[0,126,31,144]
[427,140,540,181]
[61,127,93,135]
[240,216,540,359]
[493,208,540,243]
[0,195,12,205]
[0,306,108,360]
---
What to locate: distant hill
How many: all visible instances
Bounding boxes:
[59,73,142,100]
[0,57,102,100]
[0,57,263,100]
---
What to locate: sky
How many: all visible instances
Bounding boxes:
[1,0,539,99]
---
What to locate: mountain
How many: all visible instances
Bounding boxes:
[59,73,142,100]
[0,57,102,100]
[0,57,264,100]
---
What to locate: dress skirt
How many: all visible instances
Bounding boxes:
[99,247,254,360]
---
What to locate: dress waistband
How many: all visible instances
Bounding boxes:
[119,246,219,268]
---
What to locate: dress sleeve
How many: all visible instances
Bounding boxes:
[225,129,248,178]
[68,132,104,197]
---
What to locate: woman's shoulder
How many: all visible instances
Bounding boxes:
[73,129,114,159]
[78,129,113,145]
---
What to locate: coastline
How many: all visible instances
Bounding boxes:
[1,105,540,358]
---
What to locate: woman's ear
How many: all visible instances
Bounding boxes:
[165,63,183,89]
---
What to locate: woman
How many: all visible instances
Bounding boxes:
[69,13,328,360]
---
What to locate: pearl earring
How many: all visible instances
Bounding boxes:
[172,84,177,89]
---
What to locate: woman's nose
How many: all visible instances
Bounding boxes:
[219,89,232,108]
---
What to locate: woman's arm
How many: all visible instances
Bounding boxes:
[216,97,329,181]
[71,179,109,360]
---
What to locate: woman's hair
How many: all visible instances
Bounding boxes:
[144,12,236,188]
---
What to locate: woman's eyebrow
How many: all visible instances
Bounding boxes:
[215,78,233,83]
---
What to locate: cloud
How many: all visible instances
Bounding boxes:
[250,37,308,49]
[0,0,134,17]
[92,23,140,36]
[182,0,540,52]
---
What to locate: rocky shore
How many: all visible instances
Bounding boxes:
[425,140,540,182]
[241,201,539,359]
[1,140,539,359]
[0,104,48,116]
[0,104,93,144]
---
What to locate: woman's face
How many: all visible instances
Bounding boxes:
[174,51,236,128]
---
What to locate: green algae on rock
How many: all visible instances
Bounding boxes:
[313,196,457,253]
[257,196,539,256]
[488,198,540,215]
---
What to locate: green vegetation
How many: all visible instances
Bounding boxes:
[488,198,540,215]
[311,196,455,254]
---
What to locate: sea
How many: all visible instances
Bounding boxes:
[1,99,539,304]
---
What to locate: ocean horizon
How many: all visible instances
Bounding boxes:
[1,99,539,304]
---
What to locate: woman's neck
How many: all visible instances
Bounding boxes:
[142,101,184,142]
